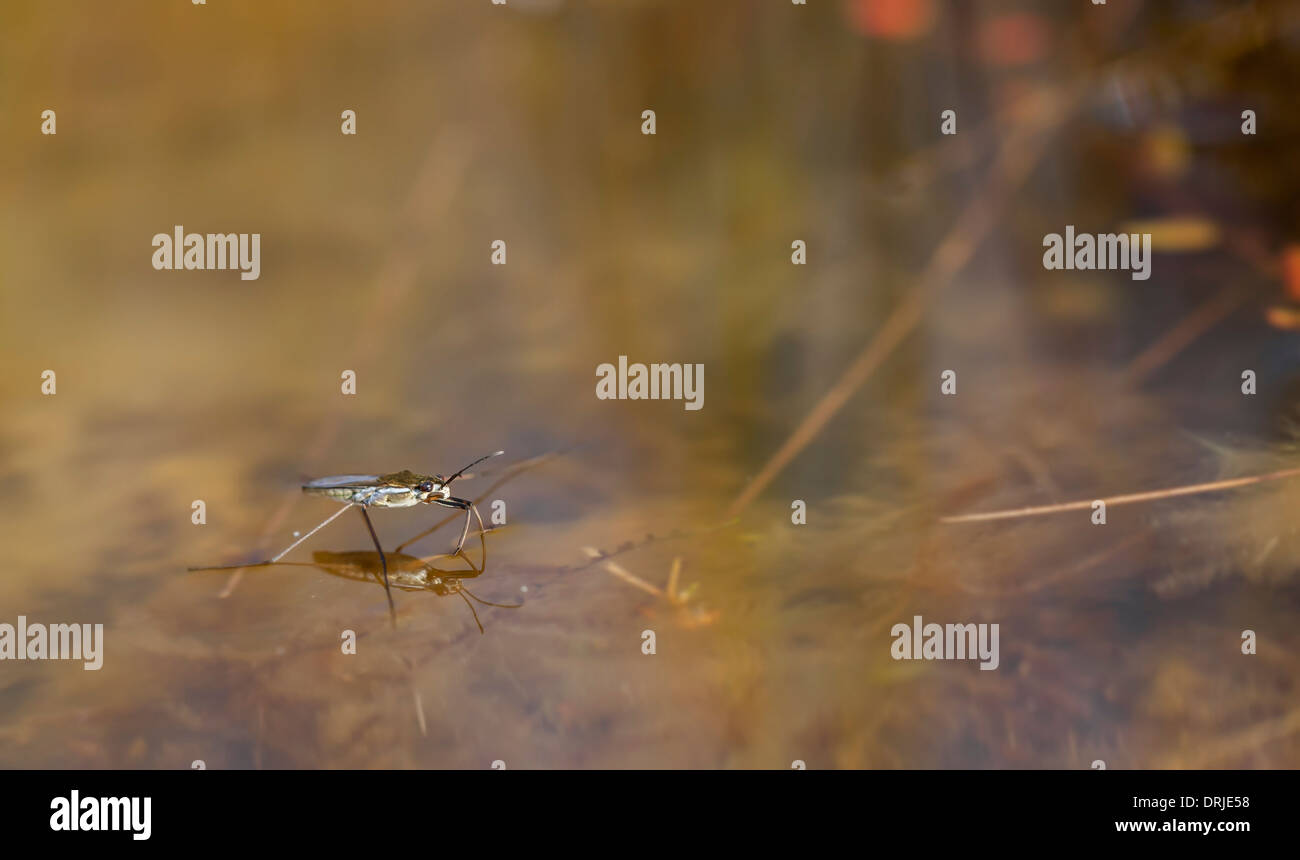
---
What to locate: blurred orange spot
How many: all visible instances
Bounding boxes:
[1282,244,1300,302]
[1119,216,1220,253]
[978,13,1050,67]
[1142,124,1192,179]
[846,0,935,41]
[1265,304,1300,331]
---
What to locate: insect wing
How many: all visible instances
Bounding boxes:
[304,475,381,489]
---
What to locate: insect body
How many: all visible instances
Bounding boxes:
[190,451,504,628]
[303,471,453,507]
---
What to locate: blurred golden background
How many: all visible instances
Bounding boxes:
[1,0,1299,768]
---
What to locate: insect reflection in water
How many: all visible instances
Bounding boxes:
[198,545,522,634]
[310,548,521,634]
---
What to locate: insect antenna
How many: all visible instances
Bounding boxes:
[452,584,522,634]
[443,450,505,486]
[454,588,485,634]
[459,585,524,609]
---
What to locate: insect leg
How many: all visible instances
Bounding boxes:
[358,506,397,629]
[435,546,483,579]
[418,516,487,578]
[465,499,488,571]
[437,496,491,570]
[454,500,473,553]
[271,504,355,562]
[188,503,356,572]
[428,497,474,552]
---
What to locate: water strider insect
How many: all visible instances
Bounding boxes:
[189,451,505,627]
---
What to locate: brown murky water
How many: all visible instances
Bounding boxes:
[2,1,1299,768]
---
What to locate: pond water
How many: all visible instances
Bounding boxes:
[2,1,1298,768]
